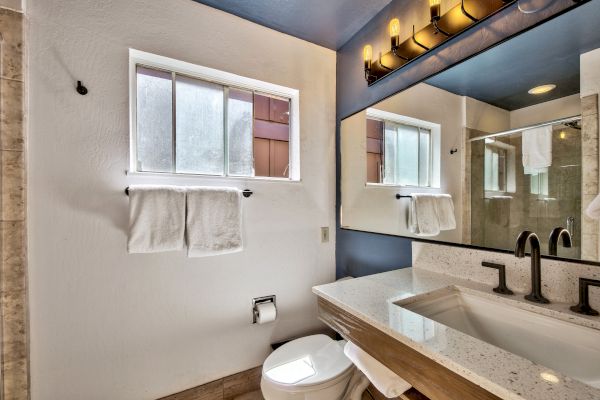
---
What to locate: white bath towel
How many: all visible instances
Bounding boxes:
[342,368,370,400]
[344,342,411,399]
[127,185,186,253]
[586,193,600,220]
[434,194,456,231]
[522,126,552,174]
[408,194,440,237]
[186,187,243,257]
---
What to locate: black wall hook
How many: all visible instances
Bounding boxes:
[76,81,88,95]
[450,148,458,155]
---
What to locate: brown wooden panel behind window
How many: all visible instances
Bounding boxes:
[367,118,384,140]
[253,138,270,177]
[366,118,383,183]
[253,93,290,178]
[254,94,270,121]
[269,97,290,124]
[271,140,289,178]
[254,119,290,142]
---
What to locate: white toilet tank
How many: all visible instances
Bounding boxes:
[261,334,355,400]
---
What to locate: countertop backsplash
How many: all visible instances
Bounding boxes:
[412,242,600,309]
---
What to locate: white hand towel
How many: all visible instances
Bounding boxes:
[186,187,243,257]
[434,194,456,231]
[522,126,552,174]
[586,193,600,220]
[127,185,186,253]
[343,342,411,399]
[408,194,440,237]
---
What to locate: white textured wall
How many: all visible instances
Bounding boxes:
[581,48,600,98]
[27,1,336,399]
[510,94,581,129]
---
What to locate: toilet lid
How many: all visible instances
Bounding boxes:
[263,334,353,388]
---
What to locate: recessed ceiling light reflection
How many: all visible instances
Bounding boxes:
[540,371,560,384]
[528,84,556,95]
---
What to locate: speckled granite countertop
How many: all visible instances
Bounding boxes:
[312,268,600,400]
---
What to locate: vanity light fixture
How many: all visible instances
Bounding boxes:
[362,0,517,85]
[528,84,556,95]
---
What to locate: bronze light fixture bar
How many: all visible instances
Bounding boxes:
[363,0,516,86]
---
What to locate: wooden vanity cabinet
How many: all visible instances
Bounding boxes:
[318,298,501,400]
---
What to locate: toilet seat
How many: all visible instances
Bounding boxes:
[262,334,354,394]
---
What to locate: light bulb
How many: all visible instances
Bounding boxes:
[389,18,400,37]
[364,45,373,70]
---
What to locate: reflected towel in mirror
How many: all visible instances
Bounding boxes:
[408,194,440,236]
[522,126,552,174]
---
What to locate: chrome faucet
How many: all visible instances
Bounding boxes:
[515,231,549,304]
[548,227,572,256]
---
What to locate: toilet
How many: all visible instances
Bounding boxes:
[261,334,355,400]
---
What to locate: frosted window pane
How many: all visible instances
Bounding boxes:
[397,124,419,186]
[175,75,224,175]
[383,122,398,184]
[419,129,430,187]
[228,89,254,176]
[136,67,173,172]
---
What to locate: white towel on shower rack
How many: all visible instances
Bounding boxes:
[522,126,552,174]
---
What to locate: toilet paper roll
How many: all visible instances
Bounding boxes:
[256,302,277,324]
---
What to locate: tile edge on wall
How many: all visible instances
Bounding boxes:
[0,5,29,400]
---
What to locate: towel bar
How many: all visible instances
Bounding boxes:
[395,194,412,199]
[124,187,253,198]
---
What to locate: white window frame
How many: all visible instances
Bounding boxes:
[365,108,441,188]
[128,48,301,181]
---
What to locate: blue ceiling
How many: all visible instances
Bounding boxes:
[192,0,392,50]
[426,0,600,111]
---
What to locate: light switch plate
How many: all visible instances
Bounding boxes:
[321,227,329,243]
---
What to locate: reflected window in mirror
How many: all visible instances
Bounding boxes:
[484,139,516,195]
[366,108,441,188]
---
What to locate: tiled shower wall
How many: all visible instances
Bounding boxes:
[0,6,28,400]
[581,94,599,260]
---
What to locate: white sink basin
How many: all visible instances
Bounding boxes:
[395,287,600,388]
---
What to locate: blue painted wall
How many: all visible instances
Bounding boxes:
[334,0,582,278]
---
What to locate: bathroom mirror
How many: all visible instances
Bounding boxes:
[340,0,600,263]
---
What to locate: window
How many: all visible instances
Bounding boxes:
[484,144,507,192]
[366,109,440,188]
[130,49,300,180]
[484,138,516,195]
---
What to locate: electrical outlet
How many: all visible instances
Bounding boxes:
[320,227,329,243]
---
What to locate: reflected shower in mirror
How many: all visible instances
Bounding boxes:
[340,0,600,263]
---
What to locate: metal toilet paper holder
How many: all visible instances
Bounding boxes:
[252,295,276,324]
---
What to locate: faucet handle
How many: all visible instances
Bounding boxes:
[570,278,600,316]
[482,262,514,295]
